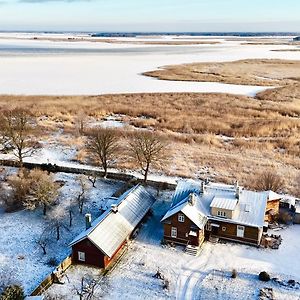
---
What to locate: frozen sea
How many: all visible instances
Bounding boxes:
[0,33,299,95]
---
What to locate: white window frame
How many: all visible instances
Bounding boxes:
[78,251,86,262]
[171,227,177,238]
[178,213,185,223]
[206,222,212,231]
[217,210,226,218]
[237,225,245,238]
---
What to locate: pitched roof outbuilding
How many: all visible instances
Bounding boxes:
[70,184,156,257]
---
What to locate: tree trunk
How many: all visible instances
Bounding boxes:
[18,149,23,168]
[103,163,107,178]
[43,203,47,215]
[69,210,73,227]
[144,163,150,183]
[42,246,46,255]
[56,225,60,241]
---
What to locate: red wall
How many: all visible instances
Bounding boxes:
[72,239,105,268]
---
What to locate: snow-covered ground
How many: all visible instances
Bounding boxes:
[0,170,123,295]
[0,34,300,95]
[45,192,300,300]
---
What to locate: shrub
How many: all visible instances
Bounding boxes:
[47,257,58,267]
[231,269,238,279]
[259,271,271,282]
[0,284,24,300]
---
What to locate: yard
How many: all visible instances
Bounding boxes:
[0,169,123,295]
[45,191,300,300]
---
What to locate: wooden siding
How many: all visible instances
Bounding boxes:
[265,199,280,222]
[211,207,236,219]
[72,239,105,268]
[163,212,204,246]
[207,220,260,245]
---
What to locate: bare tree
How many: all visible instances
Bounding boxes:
[87,128,119,177]
[48,206,68,241]
[0,108,38,167]
[23,169,59,215]
[75,111,88,135]
[254,171,284,192]
[128,132,167,183]
[88,172,97,188]
[76,175,89,214]
[36,229,50,255]
[73,274,107,300]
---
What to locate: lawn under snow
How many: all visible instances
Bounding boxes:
[0,34,300,95]
[0,170,123,295]
[45,192,300,300]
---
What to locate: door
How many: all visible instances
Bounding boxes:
[237,225,245,238]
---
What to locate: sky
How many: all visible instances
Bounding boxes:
[0,0,299,32]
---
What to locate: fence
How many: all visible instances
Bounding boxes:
[30,256,72,296]
[0,159,177,190]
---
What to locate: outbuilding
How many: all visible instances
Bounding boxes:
[69,184,156,268]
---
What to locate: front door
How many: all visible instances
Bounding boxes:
[237,225,245,238]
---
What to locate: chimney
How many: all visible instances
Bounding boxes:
[85,213,92,230]
[188,193,195,206]
[201,181,205,194]
[235,181,240,199]
[111,204,118,213]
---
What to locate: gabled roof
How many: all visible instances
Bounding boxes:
[70,184,156,257]
[161,193,208,229]
[163,179,274,228]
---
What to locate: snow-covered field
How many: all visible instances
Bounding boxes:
[0,34,300,95]
[0,170,123,294]
[45,193,300,300]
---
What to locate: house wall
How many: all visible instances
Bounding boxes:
[207,220,261,245]
[210,207,236,219]
[72,239,106,268]
[163,212,204,246]
[265,199,280,222]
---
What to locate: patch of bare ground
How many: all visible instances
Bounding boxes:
[0,92,299,193]
[143,59,300,86]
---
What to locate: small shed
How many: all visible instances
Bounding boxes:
[69,184,155,268]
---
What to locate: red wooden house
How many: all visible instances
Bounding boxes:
[69,184,156,268]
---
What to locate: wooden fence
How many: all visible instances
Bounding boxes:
[30,256,72,296]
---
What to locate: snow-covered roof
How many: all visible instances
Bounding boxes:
[210,196,238,211]
[164,180,272,228]
[161,193,207,229]
[70,184,156,257]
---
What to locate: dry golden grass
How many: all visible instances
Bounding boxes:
[0,92,299,193]
[143,59,300,86]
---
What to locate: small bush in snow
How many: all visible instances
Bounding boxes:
[0,284,24,300]
[47,257,58,267]
[231,269,237,279]
[259,271,271,282]
[163,279,170,290]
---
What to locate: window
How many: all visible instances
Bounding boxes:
[217,210,226,218]
[237,225,245,238]
[222,227,226,232]
[78,251,86,262]
[206,222,212,231]
[178,213,185,223]
[171,227,177,238]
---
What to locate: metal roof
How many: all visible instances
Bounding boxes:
[210,196,238,211]
[163,179,273,228]
[161,193,208,229]
[70,184,156,257]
